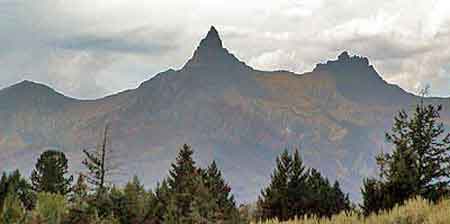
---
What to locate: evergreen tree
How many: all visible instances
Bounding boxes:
[166,144,199,223]
[204,161,240,223]
[31,150,73,195]
[150,180,171,224]
[258,149,350,221]
[287,150,309,218]
[0,170,34,211]
[306,168,332,217]
[118,176,149,224]
[361,178,391,215]
[154,144,242,223]
[330,181,351,215]
[258,149,292,221]
[163,197,178,224]
[362,103,450,214]
[384,104,450,199]
[64,173,99,224]
[188,173,215,224]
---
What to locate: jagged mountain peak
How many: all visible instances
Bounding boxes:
[310,52,413,104]
[200,26,223,49]
[183,26,248,70]
[337,51,351,61]
[314,51,371,72]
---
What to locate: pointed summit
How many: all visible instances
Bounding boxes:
[199,26,223,49]
[337,51,350,61]
[183,26,248,70]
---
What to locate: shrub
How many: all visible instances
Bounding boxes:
[0,193,27,224]
[32,192,68,224]
[254,197,450,224]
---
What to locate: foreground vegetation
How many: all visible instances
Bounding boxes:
[256,197,450,224]
[1,101,450,223]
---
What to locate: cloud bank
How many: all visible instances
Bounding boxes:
[0,0,449,98]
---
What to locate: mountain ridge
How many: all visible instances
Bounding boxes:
[0,27,449,202]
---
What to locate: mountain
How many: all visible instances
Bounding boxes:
[0,26,449,202]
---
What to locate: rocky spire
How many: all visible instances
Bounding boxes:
[183,26,246,69]
[198,26,223,50]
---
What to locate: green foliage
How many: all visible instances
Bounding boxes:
[122,176,150,223]
[149,180,171,223]
[31,150,73,195]
[0,170,35,211]
[63,201,98,224]
[259,150,292,220]
[33,192,68,224]
[258,149,350,221]
[105,177,154,224]
[361,103,450,215]
[155,144,243,223]
[166,144,197,220]
[203,161,241,223]
[0,193,27,224]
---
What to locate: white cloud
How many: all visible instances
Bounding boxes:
[0,0,449,97]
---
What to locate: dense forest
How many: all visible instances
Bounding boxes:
[1,102,449,224]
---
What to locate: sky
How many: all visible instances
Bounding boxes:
[0,0,449,99]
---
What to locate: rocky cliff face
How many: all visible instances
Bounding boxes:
[0,27,448,202]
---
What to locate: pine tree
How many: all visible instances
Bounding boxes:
[362,103,450,214]
[258,149,350,220]
[163,197,178,224]
[330,181,351,215]
[167,144,199,223]
[306,168,331,217]
[204,161,240,223]
[154,144,243,223]
[31,150,73,195]
[287,149,309,218]
[151,180,171,223]
[258,149,292,221]
[0,170,34,212]
[361,178,391,215]
[121,176,148,224]
[188,173,215,224]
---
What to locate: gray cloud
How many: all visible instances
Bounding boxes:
[55,26,177,55]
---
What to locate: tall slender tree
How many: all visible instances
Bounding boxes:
[258,149,292,221]
[31,150,73,195]
[82,124,118,195]
[362,103,450,214]
[287,150,309,217]
[204,161,240,223]
[166,144,199,223]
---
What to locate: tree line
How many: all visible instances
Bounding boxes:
[1,102,450,223]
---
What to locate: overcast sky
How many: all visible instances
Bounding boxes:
[0,0,449,98]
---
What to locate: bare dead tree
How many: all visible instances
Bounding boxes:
[82,123,120,195]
